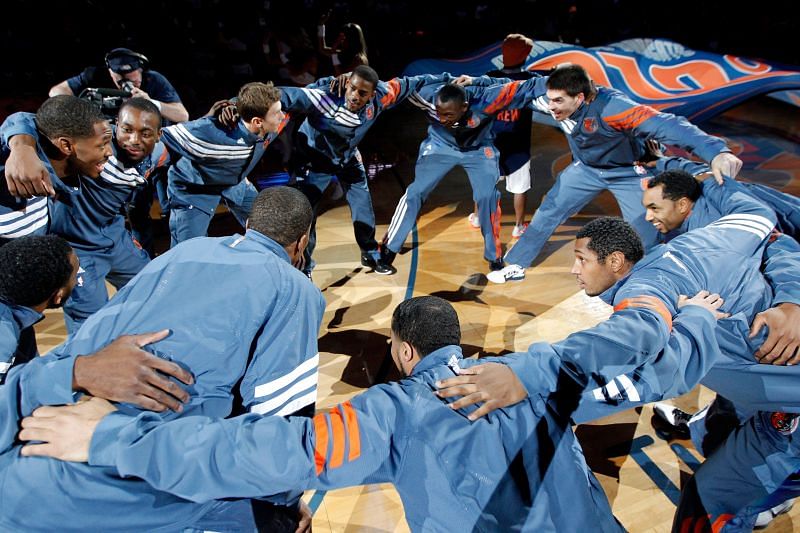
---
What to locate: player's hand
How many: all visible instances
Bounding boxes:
[5,138,55,197]
[436,362,528,420]
[19,397,116,462]
[678,290,729,320]
[72,330,194,412]
[329,73,350,96]
[130,86,151,100]
[750,303,800,365]
[453,75,474,86]
[710,152,743,185]
[295,500,313,533]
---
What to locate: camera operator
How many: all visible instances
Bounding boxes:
[49,48,188,124]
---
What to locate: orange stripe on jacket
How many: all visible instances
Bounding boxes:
[484,81,521,115]
[313,414,329,476]
[613,295,673,332]
[380,79,402,107]
[603,105,658,131]
[711,514,735,533]
[328,407,346,469]
[342,401,361,461]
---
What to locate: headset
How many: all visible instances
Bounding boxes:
[104,48,150,71]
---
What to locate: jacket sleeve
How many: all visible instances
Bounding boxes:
[279,86,327,114]
[88,384,406,501]
[602,93,729,163]
[572,304,720,423]
[0,112,38,144]
[376,73,452,110]
[505,285,677,398]
[471,76,549,115]
[0,351,78,453]
[160,118,223,163]
[654,156,712,177]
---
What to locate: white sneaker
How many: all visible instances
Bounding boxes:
[467,213,480,228]
[653,402,693,429]
[755,500,794,528]
[511,223,528,239]
[487,264,526,284]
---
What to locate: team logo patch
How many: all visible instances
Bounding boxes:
[366,105,374,120]
[771,412,799,435]
[583,117,598,133]
[484,147,494,159]
[635,164,648,177]
[467,116,479,128]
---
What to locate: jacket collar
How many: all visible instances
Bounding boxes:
[411,344,464,376]
[0,299,44,330]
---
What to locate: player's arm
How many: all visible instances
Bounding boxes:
[1,112,55,197]
[48,80,74,97]
[19,384,405,502]
[750,234,800,364]
[474,76,549,115]
[603,94,740,183]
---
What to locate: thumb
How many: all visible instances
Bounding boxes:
[749,314,766,338]
[133,329,171,347]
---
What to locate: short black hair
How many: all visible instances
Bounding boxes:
[119,97,162,126]
[247,186,313,246]
[0,235,74,307]
[352,65,379,88]
[576,217,644,264]
[648,169,702,202]
[546,64,594,98]
[436,83,467,106]
[391,296,461,357]
[36,95,106,139]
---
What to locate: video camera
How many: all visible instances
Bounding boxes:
[78,85,133,121]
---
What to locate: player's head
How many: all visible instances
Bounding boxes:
[247,186,313,264]
[643,170,702,234]
[0,235,79,310]
[501,33,534,69]
[545,64,595,121]
[36,95,113,179]
[571,217,643,296]
[238,82,284,137]
[390,296,461,377]
[116,98,162,163]
[435,83,468,128]
[344,65,378,112]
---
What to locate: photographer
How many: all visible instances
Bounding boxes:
[49,47,188,124]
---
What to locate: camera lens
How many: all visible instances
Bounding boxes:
[121,80,135,93]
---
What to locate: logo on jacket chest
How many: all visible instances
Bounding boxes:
[365,105,374,120]
[582,117,598,133]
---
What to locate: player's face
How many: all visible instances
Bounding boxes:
[71,121,114,178]
[49,251,80,309]
[109,68,143,89]
[642,185,687,233]
[546,89,584,121]
[571,238,617,297]
[261,101,285,135]
[389,329,410,378]
[116,107,161,163]
[344,75,375,112]
[435,99,468,128]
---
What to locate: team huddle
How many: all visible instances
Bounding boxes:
[1,39,800,532]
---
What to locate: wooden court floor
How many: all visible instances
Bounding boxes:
[33,96,800,531]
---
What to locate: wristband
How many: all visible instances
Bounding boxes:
[151,100,162,111]
[331,53,341,66]
[317,25,325,38]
